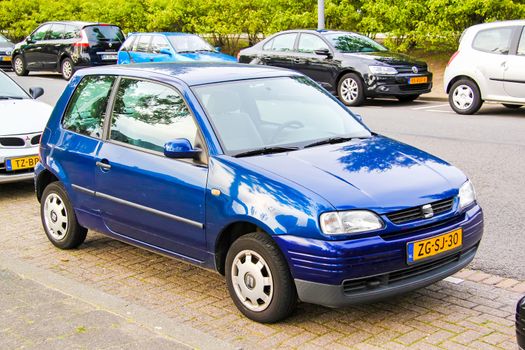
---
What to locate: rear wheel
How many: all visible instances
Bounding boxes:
[397,94,420,102]
[13,55,28,76]
[502,104,522,109]
[225,232,297,323]
[449,79,483,115]
[337,73,365,106]
[61,58,74,80]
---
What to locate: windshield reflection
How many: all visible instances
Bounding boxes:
[326,33,387,53]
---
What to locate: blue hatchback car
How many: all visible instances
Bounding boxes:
[117,32,237,64]
[35,63,483,323]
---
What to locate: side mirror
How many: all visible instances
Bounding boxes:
[164,138,201,159]
[29,87,44,99]
[314,48,332,58]
[26,36,35,44]
[215,46,221,52]
[159,48,172,56]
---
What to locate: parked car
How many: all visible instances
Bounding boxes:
[444,20,525,114]
[238,30,432,106]
[35,62,482,323]
[518,296,525,350]
[12,21,125,80]
[0,33,15,70]
[0,70,52,183]
[117,32,236,64]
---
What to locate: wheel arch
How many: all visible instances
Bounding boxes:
[36,169,59,202]
[446,75,481,95]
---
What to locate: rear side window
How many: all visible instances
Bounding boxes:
[150,35,170,53]
[62,76,115,138]
[64,25,80,39]
[472,27,513,54]
[133,35,151,53]
[47,24,65,40]
[109,79,198,153]
[84,25,124,43]
[517,28,525,56]
[121,36,136,51]
[263,33,297,52]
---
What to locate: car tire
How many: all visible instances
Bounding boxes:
[338,73,365,106]
[449,79,483,115]
[41,182,87,249]
[502,104,522,109]
[225,232,297,323]
[13,55,28,76]
[61,57,75,80]
[397,94,420,102]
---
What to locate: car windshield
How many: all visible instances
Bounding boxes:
[193,76,371,155]
[0,73,29,100]
[84,26,124,42]
[0,34,9,43]
[325,33,388,53]
[168,35,214,53]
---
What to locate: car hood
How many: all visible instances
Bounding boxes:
[0,42,15,50]
[0,99,53,135]
[239,136,466,214]
[342,51,426,66]
[174,51,237,62]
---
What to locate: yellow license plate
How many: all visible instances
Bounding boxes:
[407,228,462,263]
[5,155,39,171]
[409,76,427,84]
[2,56,11,61]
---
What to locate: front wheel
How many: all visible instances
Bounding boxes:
[61,58,75,80]
[225,232,297,323]
[13,55,28,76]
[397,94,420,102]
[449,79,483,115]
[337,73,365,106]
[41,182,87,249]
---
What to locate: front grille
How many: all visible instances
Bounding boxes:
[342,245,476,295]
[386,197,455,224]
[399,83,431,91]
[0,137,24,147]
[394,65,428,74]
[31,134,41,145]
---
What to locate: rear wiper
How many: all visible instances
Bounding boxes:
[234,146,299,158]
[304,136,357,148]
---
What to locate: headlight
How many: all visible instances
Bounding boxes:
[369,65,398,75]
[320,210,384,235]
[458,180,476,210]
[5,50,12,55]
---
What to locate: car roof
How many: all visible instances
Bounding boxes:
[128,32,197,37]
[44,21,118,28]
[76,62,301,86]
[269,29,359,36]
[468,20,525,31]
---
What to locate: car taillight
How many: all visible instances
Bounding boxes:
[74,30,90,48]
[447,51,459,66]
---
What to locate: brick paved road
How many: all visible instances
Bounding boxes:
[1,181,523,349]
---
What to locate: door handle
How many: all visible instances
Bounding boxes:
[96,160,111,170]
[501,61,508,70]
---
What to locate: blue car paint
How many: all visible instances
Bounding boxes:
[117,33,237,64]
[36,63,483,307]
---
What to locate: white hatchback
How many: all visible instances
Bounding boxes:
[444,20,525,114]
[0,71,52,183]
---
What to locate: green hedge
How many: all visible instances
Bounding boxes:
[1,0,524,53]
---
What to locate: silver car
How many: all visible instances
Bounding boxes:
[444,20,525,114]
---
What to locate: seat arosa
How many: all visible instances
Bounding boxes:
[35,63,483,323]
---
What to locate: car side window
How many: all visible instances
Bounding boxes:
[150,35,170,53]
[47,24,65,40]
[297,34,329,53]
[517,28,525,56]
[64,25,79,39]
[62,75,116,138]
[134,35,151,53]
[265,33,297,52]
[31,24,52,41]
[109,78,198,154]
[121,36,136,51]
[472,27,513,54]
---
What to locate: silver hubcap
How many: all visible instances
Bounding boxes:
[341,78,359,102]
[43,193,68,241]
[452,84,474,110]
[231,250,273,312]
[62,61,72,79]
[14,58,24,74]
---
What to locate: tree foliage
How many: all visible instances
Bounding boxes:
[0,0,524,53]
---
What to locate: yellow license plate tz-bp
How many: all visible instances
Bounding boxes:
[5,155,39,171]
[407,228,462,263]
[409,76,427,84]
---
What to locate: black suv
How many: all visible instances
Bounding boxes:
[12,21,124,80]
[238,30,432,106]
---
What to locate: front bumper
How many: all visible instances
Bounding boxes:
[0,146,39,184]
[273,204,483,308]
[365,73,433,97]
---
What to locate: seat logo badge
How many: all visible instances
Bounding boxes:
[422,204,434,218]
[412,66,419,74]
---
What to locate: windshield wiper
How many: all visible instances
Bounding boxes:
[234,146,299,158]
[177,50,196,53]
[304,136,357,148]
[0,96,24,100]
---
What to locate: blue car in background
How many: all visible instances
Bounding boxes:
[117,32,237,64]
[35,63,483,323]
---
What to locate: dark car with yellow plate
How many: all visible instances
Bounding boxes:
[238,30,432,106]
[518,296,525,350]
[0,33,15,70]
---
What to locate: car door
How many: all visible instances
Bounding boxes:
[503,26,525,99]
[24,24,52,69]
[293,33,336,90]
[43,23,65,69]
[95,77,208,261]
[259,33,297,70]
[471,26,515,98]
[54,75,116,215]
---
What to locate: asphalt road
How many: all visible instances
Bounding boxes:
[8,71,525,280]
